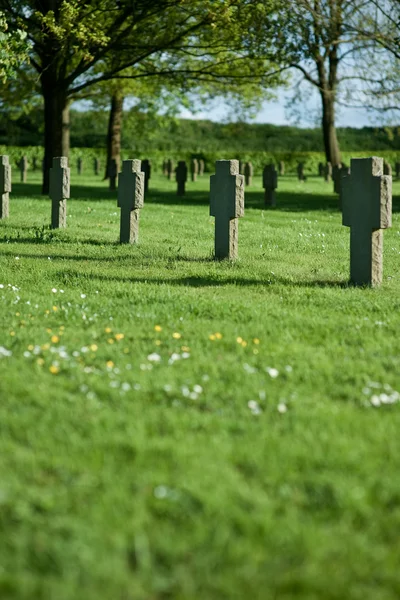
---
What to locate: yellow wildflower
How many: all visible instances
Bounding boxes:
[215,333,222,339]
[236,337,243,344]
[106,360,114,368]
[52,306,58,312]
[105,327,112,333]
[36,358,44,366]
[172,332,181,339]
[115,333,124,341]
[90,344,98,352]
[10,331,15,336]
[154,325,162,332]
[209,334,216,341]
[49,365,59,374]
[51,335,59,344]
[253,338,260,345]
[107,338,114,344]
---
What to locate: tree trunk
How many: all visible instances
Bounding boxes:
[42,78,70,194]
[320,89,341,167]
[104,92,124,179]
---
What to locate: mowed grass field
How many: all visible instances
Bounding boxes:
[1,168,400,599]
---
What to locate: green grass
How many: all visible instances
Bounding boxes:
[1,170,400,599]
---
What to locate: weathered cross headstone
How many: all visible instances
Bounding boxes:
[109,158,118,191]
[190,158,199,182]
[244,162,253,186]
[210,160,244,260]
[141,159,151,193]
[384,160,392,176]
[176,161,187,196]
[263,164,278,207]
[395,162,400,179]
[94,158,100,175]
[324,162,332,182]
[117,159,144,244]
[50,157,70,229]
[278,161,285,176]
[0,155,11,219]
[77,157,83,175]
[318,162,324,177]
[342,157,391,286]
[297,162,305,181]
[19,156,28,183]
[198,159,205,176]
[167,159,174,180]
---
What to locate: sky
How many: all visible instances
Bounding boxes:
[178,88,383,129]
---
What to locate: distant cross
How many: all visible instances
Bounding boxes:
[297,162,305,181]
[198,159,205,176]
[342,157,392,286]
[117,159,144,244]
[141,159,151,193]
[278,161,285,176]
[176,161,187,196]
[318,162,324,177]
[384,160,392,176]
[109,158,118,191]
[324,162,332,182]
[19,156,28,183]
[50,157,70,229]
[0,155,11,219]
[244,162,253,186]
[190,158,198,182]
[210,160,244,260]
[263,164,278,207]
[94,158,100,176]
[167,159,174,180]
[77,157,83,175]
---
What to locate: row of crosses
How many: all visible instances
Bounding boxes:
[0,156,393,287]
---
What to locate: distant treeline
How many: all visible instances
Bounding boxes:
[2,106,400,153]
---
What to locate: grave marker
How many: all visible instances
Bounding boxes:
[244,162,253,186]
[263,164,278,207]
[342,157,391,286]
[50,157,70,229]
[318,162,324,177]
[0,155,11,219]
[117,159,144,244]
[190,158,199,182]
[167,159,174,180]
[297,162,305,181]
[19,156,28,183]
[141,159,151,193]
[94,158,100,175]
[199,159,205,176]
[384,160,392,176]
[210,160,244,260]
[176,161,187,196]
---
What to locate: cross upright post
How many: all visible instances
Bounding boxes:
[176,161,187,196]
[0,155,11,219]
[263,164,278,207]
[190,158,198,182]
[210,160,244,260]
[198,159,205,176]
[324,162,332,182]
[19,156,28,182]
[342,157,392,286]
[141,159,151,193]
[117,159,144,244]
[278,161,285,176]
[50,157,70,229]
[244,162,253,186]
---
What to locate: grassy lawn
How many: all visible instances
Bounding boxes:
[1,169,400,599]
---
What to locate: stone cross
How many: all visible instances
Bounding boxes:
[0,155,11,219]
[384,160,392,176]
[278,161,285,176]
[50,157,70,229]
[318,162,324,177]
[324,162,332,182]
[297,162,305,181]
[117,159,144,244]
[141,159,151,193]
[109,158,118,191]
[244,162,253,186]
[210,160,244,260]
[77,157,83,175]
[198,159,205,176]
[263,164,278,207]
[19,156,28,183]
[94,158,100,175]
[176,161,187,196]
[167,159,174,180]
[190,158,198,182]
[342,157,391,286]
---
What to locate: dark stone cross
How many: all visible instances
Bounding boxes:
[263,164,278,207]
[342,157,392,286]
[297,162,305,181]
[0,155,11,219]
[318,162,324,177]
[190,158,198,182]
[50,157,70,229]
[244,162,253,186]
[141,159,151,193]
[117,159,144,244]
[176,161,187,196]
[19,156,28,183]
[210,160,244,260]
